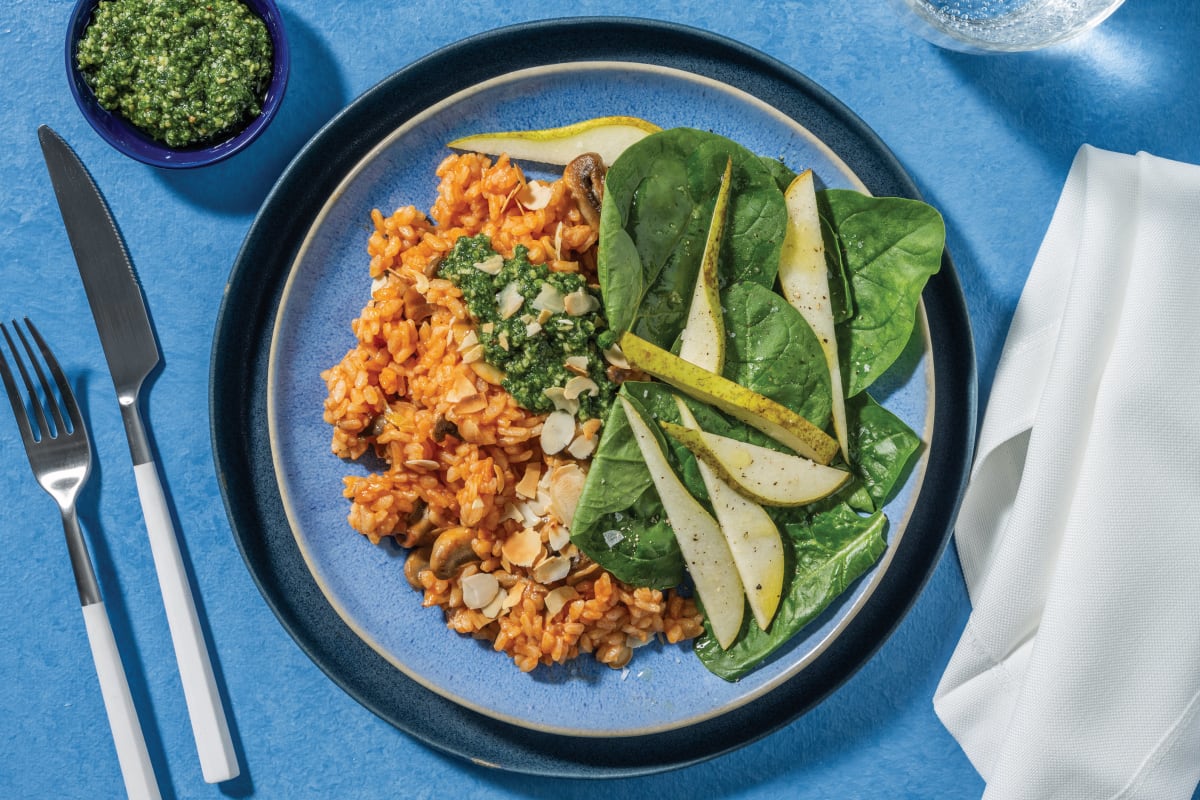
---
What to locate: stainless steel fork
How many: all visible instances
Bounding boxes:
[0,319,160,800]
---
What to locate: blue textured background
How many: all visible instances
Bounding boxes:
[1,2,1197,798]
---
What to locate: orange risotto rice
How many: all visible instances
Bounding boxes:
[320,152,704,671]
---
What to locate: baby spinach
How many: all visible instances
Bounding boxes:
[695,505,887,680]
[598,128,787,349]
[846,392,922,511]
[822,189,944,397]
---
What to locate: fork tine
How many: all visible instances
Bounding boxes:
[12,320,68,439]
[0,324,37,444]
[1,321,52,442]
[23,318,80,435]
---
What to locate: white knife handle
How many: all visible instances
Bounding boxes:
[83,602,162,800]
[133,461,239,783]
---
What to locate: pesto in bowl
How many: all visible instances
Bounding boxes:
[75,0,273,148]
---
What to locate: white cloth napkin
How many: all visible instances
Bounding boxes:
[934,145,1200,800]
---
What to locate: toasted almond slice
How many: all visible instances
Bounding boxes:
[545,586,580,618]
[405,459,440,470]
[528,490,552,518]
[562,375,600,401]
[501,503,523,523]
[602,344,630,369]
[473,253,504,275]
[481,589,507,619]
[566,434,596,460]
[461,572,500,610]
[532,555,572,585]
[543,387,580,415]
[445,372,478,402]
[501,527,542,567]
[580,417,603,440]
[460,343,485,363]
[459,329,479,350]
[497,331,509,351]
[547,522,571,552]
[532,283,565,314]
[536,307,553,325]
[455,394,488,415]
[481,321,495,334]
[563,289,601,316]
[563,355,589,376]
[497,282,524,319]
[540,410,576,455]
[548,463,586,527]
[469,361,505,385]
[502,582,525,610]
[518,179,554,210]
[525,321,542,337]
[515,464,541,499]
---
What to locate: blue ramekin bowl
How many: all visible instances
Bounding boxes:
[65,0,290,169]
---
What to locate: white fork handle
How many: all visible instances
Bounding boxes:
[83,602,161,800]
[134,461,239,783]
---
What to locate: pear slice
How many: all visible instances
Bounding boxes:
[618,396,744,649]
[779,170,849,461]
[677,157,733,373]
[619,332,839,465]
[673,398,783,630]
[661,420,850,507]
[447,116,661,167]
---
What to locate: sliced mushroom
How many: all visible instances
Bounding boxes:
[564,153,606,229]
[429,526,479,579]
[403,546,432,590]
[401,500,439,548]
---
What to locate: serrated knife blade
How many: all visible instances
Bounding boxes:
[39,125,238,785]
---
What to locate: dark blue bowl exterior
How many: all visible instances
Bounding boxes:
[65,0,289,169]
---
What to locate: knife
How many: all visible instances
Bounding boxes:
[38,125,239,785]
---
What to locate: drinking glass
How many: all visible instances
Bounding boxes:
[885,0,1127,53]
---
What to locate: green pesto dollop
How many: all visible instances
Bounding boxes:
[439,234,617,420]
[76,0,273,148]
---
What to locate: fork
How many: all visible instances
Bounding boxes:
[0,319,161,800]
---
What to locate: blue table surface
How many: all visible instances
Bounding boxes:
[2,2,1197,797]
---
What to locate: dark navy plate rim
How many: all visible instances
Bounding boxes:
[210,16,977,778]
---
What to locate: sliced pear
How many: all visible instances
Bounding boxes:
[618,396,744,649]
[447,116,661,167]
[660,420,850,507]
[779,170,849,461]
[674,397,783,630]
[677,157,733,373]
[619,332,839,465]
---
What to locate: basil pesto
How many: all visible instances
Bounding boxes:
[76,0,273,148]
[439,235,617,420]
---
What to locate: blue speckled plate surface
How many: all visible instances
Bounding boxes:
[212,17,975,776]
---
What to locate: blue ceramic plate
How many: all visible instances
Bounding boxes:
[212,18,976,776]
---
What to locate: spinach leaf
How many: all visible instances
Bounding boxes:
[758,155,797,193]
[820,189,944,397]
[599,128,787,349]
[569,386,683,589]
[695,505,887,680]
[722,281,831,432]
[847,392,922,511]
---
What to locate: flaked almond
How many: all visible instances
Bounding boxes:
[547,523,571,553]
[543,387,580,416]
[455,394,488,415]
[580,417,603,440]
[566,434,596,460]
[481,589,507,619]
[460,343,485,363]
[531,283,565,314]
[445,372,478,403]
[496,282,524,319]
[460,571,500,610]
[532,554,572,585]
[562,375,600,401]
[563,355,589,375]
[501,503,523,524]
[515,465,541,499]
[563,288,600,316]
[501,527,542,567]
[497,331,509,351]
[602,344,630,369]
[536,307,553,325]
[473,253,504,275]
[515,501,541,528]
[469,361,505,385]
[502,582,525,610]
[548,463,586,527]
[404,459,440,470]
[493,464,506,494]
[525,321,542,337]
[481,321,495,334]
[540,410,576,455]
[545,586,580,618]
[459,329,479,350]
[518,179,554,210]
